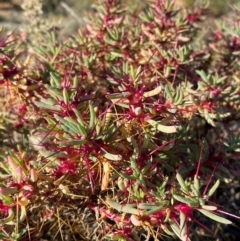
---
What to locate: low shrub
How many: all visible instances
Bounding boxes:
[0,0,240,240]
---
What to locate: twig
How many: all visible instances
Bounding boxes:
[60,2,83,24]
[144,228,151,241]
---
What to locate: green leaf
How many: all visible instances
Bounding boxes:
[201,205,217,211]
[147,119,178,133]
[102,109,112,131]
[0,232,9,239]
[9,151,24,169]
[59,139,87,146]
[137,202,162,210]
[190,184,200,197]
[194,175,200,193]
[145,207,164,215]
[55,115,87,137]
[165,85,174,102]
[106,92,131,99]
[143,86,162,98]
[0,162,11,175]
[103,152,122,161]
[169,221,181,238]
[176,173,189,193]
[179,211,187,237]
[50,71,61,87]
[169,220,190,241]
[161,224,175,236]
[100,123,118,142]
[198,209,232,224]
[89,102,96,131]
[54,115,79,135]
[173,195,199,207]
[110,98,129,108]
[196,70,208,82]
[73,76,79,88]
[19,206,26,223]
[174,86,184,105]
[141,162,152,175]
[118,172,135,180]
[63,117,87,137]
[72,108,86,126]
[106,198,140,215]
[207,180,220,197]
[34,101,61,111]
[0,208,14,225]
[63,88,69,105]
[47,86,64,100]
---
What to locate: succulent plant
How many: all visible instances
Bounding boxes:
[0,0,240,240]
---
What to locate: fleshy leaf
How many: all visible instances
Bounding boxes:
[106,198,140,215]
[198,209,232,224]
[176,173,189,193]
[147,119,178,133]
[207,180,220,197]
[103,152,122,161]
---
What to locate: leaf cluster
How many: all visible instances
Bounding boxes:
[0,0,240,240]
